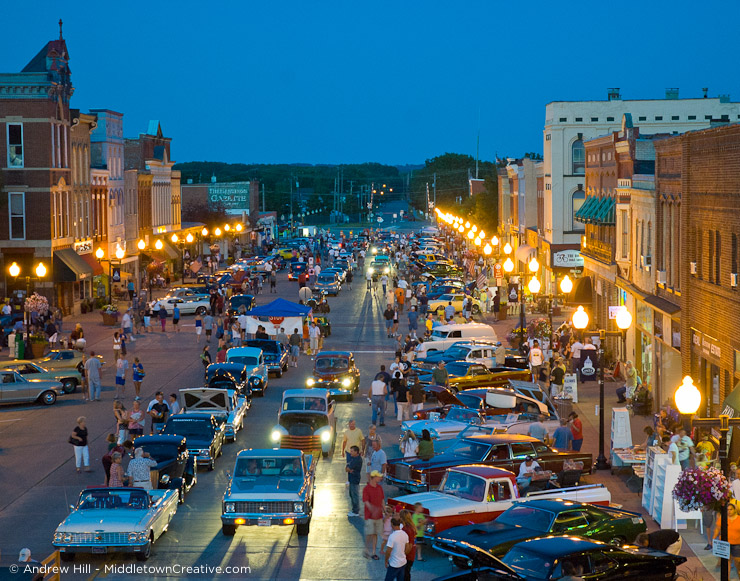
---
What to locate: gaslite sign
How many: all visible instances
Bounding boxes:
[208,183,250,211]
[552,249,584,268]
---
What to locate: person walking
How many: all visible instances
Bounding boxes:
[113,400,129,444]
[121,309,134,341]
[341,419,365,461]
[128,400,145,439]
[70,416,90,473]
[345,268,353,290]
[200,346,212,377]
[363,471,385,560]
[108,452,125,487]
[172,304,180,333]
[369,375,388,427]
[431,361,449,387]
[407,306,419,339]
[289,328,301,367]
[85,351,103,401]
[383,305,394,338]
[115,357,128,400]
[126,447,157,490]
[345,445,363,517]
[203,312,214,343]
[399,509,417,581]
[147,391,170,435]
[384,516,410,581]
[392,371,410,422]
[528,339,544,383]
[158,304,167,332]
[194,312,203,343]
[568,411,584,451]
[408,374,425,414]
[552,418,574,451]
[132,357,145,400]
[308,321,321,357]
[112,331,122,360]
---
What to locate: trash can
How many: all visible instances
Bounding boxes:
[553,395,573,419]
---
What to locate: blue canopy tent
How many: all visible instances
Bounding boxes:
[244,298,311,335]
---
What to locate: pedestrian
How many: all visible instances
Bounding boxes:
[392,371,410,422]
[302,320,310,353]
[45,318,58,350]
[143,306,151,333]
[308,321,321,356]
[84,351,103,401]
[158,304,167,332]
[126,447,157,490]
[113,400,129,444]
[113,331,122,360]
[400,430,418,458]
[147,391,170,435]
[277,327,289,348]
[363,470,385,560]
[132,357,145,400]
[392,307,400,337]
[168,393,180,416]
[365,425,382,473]
[70,416,90,473]
[200,346,212,377]
[552,418,573,450]
[431,361,449,387]
[418,429,434,460]
[194,312,203,343]
[231,319,242,347]
[407,306,419,339]
[341,418,365,461]
[568,411,584,451]
[108,452,125,487]
[529,339,544,382]
[128,400,145,439]
[408,374,425,414]
[115,357,128,400]
[383,305,394,338]
[121,309,133,340]
[289,328,301,367]
[215,314,224,341]
[550,358,566,397]
[444,301,455,320]
[346,445,363,517]
[369,374,388,426]
[204,312,214,343]
[664,435,679,465]
[399,509,417,581]
[411,503,427,561]
[617,360,639,404]
[79,352,90,401]
[527,414,549,443]
[677,428,695,470]
[172,304,180,332]
[346,268,353,290]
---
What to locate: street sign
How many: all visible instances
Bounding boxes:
[298,287,312,302]
[713,540,731,559]
[493,263,503,279]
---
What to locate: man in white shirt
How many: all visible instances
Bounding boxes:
[308,322,321,355]
[264,261,273,274]
[528,339,544,383]
[665,435,680,465]
[1,303,10,316]
[384,517,410,580]
[368,378,388,426]
[518,456,540,478]
[570,339,584,361]
[237,313,250,339]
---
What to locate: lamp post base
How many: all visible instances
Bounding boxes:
[594,455,610,471]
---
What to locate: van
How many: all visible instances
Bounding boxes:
[416,323,497,358]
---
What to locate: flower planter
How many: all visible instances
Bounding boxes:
[101,313,119,326]
[30,341,46,358]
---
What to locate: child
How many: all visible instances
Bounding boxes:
[412,502,427,561]
[381,505,394,547]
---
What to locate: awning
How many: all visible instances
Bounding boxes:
[515,244,536,263]
[54,248,94,282]
[565,275,593,306]
[644,294,680,315]
[574,196,599,223]
[161,240,180,260]
[79,252,104,276]
[142,241,179,261]
[591,197,616,225]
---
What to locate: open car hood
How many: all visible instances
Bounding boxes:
[425,385,464,406]
[181,387,231,412]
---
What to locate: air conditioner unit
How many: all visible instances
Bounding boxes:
[732,273,739,288]
[641,255,652,269]
[690,261,697,275]
[657,270,667,284]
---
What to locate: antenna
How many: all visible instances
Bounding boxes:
[59,19,63,40]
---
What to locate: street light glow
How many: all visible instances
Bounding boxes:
[458,225,464,233]
[492,236,499,246]
[528,277,541,294]
[214,227,222,236]
[528,258,540,273]
[236,224,243,232]
[115,247,125,260]
[474,236,482,246]
[154,240,163,251]
[171,233,179,243]
[8,262,20,277]
[35,262,47,278]
[202,227,209,236]
[483,244,492,255]
[471,225,477,233]
[95,247,104,260]
[674,376,701,415]
[224,224,231,231]
[615,307,633,331]
[503,243,512,255]
[560,275,573,294]
[467,230,474,240]
[465,221,470,229]
[186,233,194,243]
[137,239,146,250]
[503,257,514,272]
[572,306,589,330]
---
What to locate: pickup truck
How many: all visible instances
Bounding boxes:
[388,465,610,536]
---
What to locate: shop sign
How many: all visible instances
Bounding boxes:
[493,263,503,279]
[73,239,93,254]
[563,374,578,403]
[552,249,584,268]
[692,329,721,360]
[208,183,250,211]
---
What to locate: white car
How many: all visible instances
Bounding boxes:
[150,294,210,316]
[53,487,179,561]
[179,387,250,441]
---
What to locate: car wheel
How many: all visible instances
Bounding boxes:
[222,524,237,536]
[40,391,57,405]
[60,552,75,562]
[195,306,207,316]
[282,363,288,372]
[62,379,77,394]
[472,305,481,315]
[296,519,311,536]
[276,368,283,378]
[76,362,84,373]
[135,536,152,561]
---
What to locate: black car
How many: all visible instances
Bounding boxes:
[432,536,685,581]
[162,414,225,471]
[244,339,289,377]
[435,500,647,560]
[133,435,197,502]
[227,294,255,316]
[206,362,251,393]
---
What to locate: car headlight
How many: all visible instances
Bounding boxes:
[425,521,435,534]
[250,377,262,385]
[321,431,331,442]
[200,449,211,458]
[53,532,62,542]
[137,532,148,542]
[224,502,235,513]
[160,474,170,485]
[367,267,374,274]
[63,533,73,542]
[272,430,282,442]
[293,502,304,512]
[128,532,139,542]
[306,378,315,386]
[384,267,390,273]
[342,378,351,387]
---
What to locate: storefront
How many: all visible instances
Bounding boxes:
[690,329,724,418]
[53,247,94,316]
[634,300,654,391]
[643,296,681,410]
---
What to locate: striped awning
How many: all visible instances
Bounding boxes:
[575,196,616,225]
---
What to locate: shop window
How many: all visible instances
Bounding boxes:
[572,140,585,175]
[620,210,629,259]
[654,312,664,341]
[572,190,585,231]
[671,320,681,351]
[7,123,23,168]
[8,192,25,240]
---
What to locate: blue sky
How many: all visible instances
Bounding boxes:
[2,0,738,165]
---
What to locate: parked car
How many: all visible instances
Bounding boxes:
[414,385,550,421]
[244,339,289,377]
[1,360,81,394]
[53,487,179,562]
[388,466,610,536]
[435,499,646,559]
[179,387,250,442]
[314,272,342,295]
[162,414,225,470]
[288,262,308,280]
[385,434,592,492]
[0,369,63,406]
[34,349,105,374]
[133,435,197,502]
[322,267,346,283]
[149,294,210,316]
[430,536,686,581]
[227,294,256,316]
[306,351,360,399]
[428,293,482,316]
[221,449,317,536]
[416,324,498,358]
[206,362,251,396]
[421,263,464,280]
[225,346,268,395]
[271,389,336,457]
[419,343,497,369]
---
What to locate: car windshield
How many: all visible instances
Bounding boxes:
[78,489,150,510]
[234,457,303,478]
[443,347,468,359]
[430,330,449,339]
[456,394,481,409]
[136,444,179,463]
[209,379,236,391]
[317,274,336,283]
[446,363,471,376]
[497,505,555,531]
[163,420,211,438]
[444,408,480,423]
[440,471,487,501]
[444,440,491,461]
[458,425,494,438]
[228,356,259,367]
[246,341,279,353]
[315,357,349,371]
[501,548,552,580]
[229,296,253,309]
[283,397,326,411]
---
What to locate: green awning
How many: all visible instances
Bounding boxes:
[574,196,599,223]
[591,196,616,225]
[54,248,94,282]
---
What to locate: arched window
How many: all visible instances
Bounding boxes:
[572,140,585,175]
[572,190,585,231]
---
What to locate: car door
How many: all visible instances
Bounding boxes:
[532,441,563,473]
[485,444,512,470]
[551,510,593,536]
[0,371,29,402]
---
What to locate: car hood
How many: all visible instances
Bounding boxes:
[314,370,350,379]
[57,510,151,533]
[404,419,473,439]
[226,478,305,500]
[438,521,541,554]
[392,491,483,517]
[425,385,464,406]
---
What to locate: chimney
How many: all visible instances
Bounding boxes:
[702,87,709,98]
[719,94,730,103]
[607,88,621,101]
[665,88,679,100]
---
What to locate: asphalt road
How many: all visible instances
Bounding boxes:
[0,256,459,580]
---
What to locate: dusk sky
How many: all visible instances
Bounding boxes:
[2,0,738,165]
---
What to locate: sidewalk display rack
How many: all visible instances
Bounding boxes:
[610,407,633,449]
[641,445,667,513]
[642,446,682,528]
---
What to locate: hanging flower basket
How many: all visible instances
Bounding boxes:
[672,467,731,512]
[25,293,49,316]
[527,317,552,340]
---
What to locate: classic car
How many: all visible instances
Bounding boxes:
[414,385,550,420]
[385,434,592,492]
[225,346,269,395]
[227,294,256,316]
[434,499,646,559]
[430,536,686,581]
[160,287,209,300]
[221,448,317,536]
[149,294,210,316]
[415,325,498,358]
[53,486,179,561]
[133,435,197,501]
[0,369,63,406]
[367,256,392,280]
[34,349,105,374]
[334,258,352,272]
[420,343,495,369]
[288,262,308,280]
[306,351,360,399]
[314,272,342,295]
[206,362,251,395]
[322,267,346,283]
[162,414,225,470]
[388,466,610,536]
[1,360,82,394]
[271,389,336,457]
[428,293,482,316]
[244,339,289,376]
[421,262,464,280]
[179,387,249,442]
[418,362,527,391]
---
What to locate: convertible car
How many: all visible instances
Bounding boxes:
[53,487,179,561]
[34,349,105,374]
[417,362,530,392]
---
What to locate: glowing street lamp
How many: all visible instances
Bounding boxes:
[201,227,209,236]
[572,305,589,329]
[214,227,222,237]
[483,244,492,255]
[528,258,540,273]
[503,242,512,255]
[235,224,243,232]
[471,225,477,233]
[474,236,481,246]
[465,221,470,229]
[137,239,146,251]
[675,376,701,415]
[560,274,573,294]
[8,262,20,277]
[153,240,162,251]
[492,235,499,246]
[467,230,474,240]
[503,257,514,273]
[115,246,125,260]
[527,277,541,294]
[186,233,194,243]
[95,247,104,260]
[458,225,464,233]
[615,306,633,331]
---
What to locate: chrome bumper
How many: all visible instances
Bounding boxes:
[53,542,149,554]
[384,475,429,492]
[221,513,310,526]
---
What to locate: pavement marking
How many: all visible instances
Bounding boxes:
[0,418,22,423]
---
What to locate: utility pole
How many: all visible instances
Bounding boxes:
[426,182,430,216]
[290,174,294,233]
[433,172,437,208]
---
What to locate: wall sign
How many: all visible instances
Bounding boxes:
[692,329,721,360]
[74,239,93,255]
[552,249,584,268]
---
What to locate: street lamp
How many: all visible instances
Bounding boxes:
[137,239,146,251]
[503,242,512,255]
[95,246,125,304]
[503,257,514,273]
[571,304,633,470]
[483,244,492,255]
[154,239,163,251]
[560,274,573,294]
[527,276,541,294]
[7,261,48,341]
